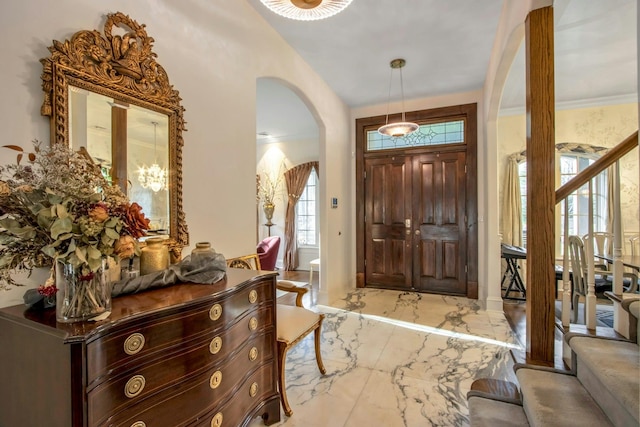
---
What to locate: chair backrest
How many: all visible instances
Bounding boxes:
[226,254,261,270]
[587,232,614,258]
[630,235,640,257]
[567,235,588,297]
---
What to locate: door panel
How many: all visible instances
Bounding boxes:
[413,152,467,294]
[364,151,467,295]
[364,157,412,289]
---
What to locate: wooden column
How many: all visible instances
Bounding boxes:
[111,101,129,193]
[525,6,555,366]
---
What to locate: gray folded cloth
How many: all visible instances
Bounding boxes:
[111,252,227,297]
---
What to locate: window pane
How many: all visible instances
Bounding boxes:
[296,170,318,246]
[366,119,465,151]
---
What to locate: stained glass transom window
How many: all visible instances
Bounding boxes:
[367,120,464,151]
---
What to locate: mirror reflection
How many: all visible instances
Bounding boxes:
[69,86,170,235]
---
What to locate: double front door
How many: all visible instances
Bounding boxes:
[364,150,467,295]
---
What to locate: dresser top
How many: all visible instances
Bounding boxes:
[0,268,277,343]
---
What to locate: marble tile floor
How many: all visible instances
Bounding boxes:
[250,288,521,427]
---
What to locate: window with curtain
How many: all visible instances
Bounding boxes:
[518,152,607,252]
[296,169,318,246]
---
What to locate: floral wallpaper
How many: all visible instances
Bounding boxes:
[497,103,639,250]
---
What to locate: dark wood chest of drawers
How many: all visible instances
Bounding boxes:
[0,269,281,427]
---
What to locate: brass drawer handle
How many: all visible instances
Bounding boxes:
[249,382,258,397]
[209,303,223,321]
[124,375,146,398]
[209,370,222,389]
[209,336,223,355]
[123,333,145,355]
[211,412,223,427]
[248,316,258,331]
[248,289,258,304]
[249,346,258,362]
[130,422,146,427]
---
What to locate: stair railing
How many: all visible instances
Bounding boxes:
[555,131,638,331]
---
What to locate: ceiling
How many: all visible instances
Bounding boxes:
[250,0,638,142]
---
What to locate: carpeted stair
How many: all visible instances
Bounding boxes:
[468,301,640,426]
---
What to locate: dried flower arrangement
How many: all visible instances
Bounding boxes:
[257,162,286,205]
[0,141,150,297]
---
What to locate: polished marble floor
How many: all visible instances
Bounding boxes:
[250,288,521,427]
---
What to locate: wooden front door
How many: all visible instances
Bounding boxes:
[364,150,467,295]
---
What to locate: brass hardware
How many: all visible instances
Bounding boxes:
[124,333,145,355]
[209,336,223,354]
[405,219,411,228]
[248,290,258,304]
[211,412,223,427]
[249,382,258,397]
[209,304,223,321]
[124,375,146,398]
[248,316,258,331]
[249,347,258,361]
[415,229,420,235]
[209,370,222,389]
[130,422,146,427]
[406,230,410,235]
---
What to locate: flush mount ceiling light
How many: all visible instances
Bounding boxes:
[259,0,353,21]
[378,58,419,138]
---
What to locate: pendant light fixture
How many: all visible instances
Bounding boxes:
[138,121,167,193]
[378,58,419,138]
[259,0,353,21]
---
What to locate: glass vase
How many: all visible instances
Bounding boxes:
[55,258,112,323]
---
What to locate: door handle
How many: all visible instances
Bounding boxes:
[405,219,411,228]
[415,229,420,235]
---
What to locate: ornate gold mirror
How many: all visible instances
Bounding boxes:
[40,12,188,259]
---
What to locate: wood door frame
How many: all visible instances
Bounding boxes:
[355,103,478,299]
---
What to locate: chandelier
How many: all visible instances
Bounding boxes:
[378,58,419,138]
[138,121,167,192]
[259,0,353,21]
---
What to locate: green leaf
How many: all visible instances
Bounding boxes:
[46,191,63,205]
[104,227,120,240]
[104,217,119,228]
[41,245,57,258]
[0,218,36,239]
[75,246,87,264]
[55,204,69,219]
[50,217,72,239]
[88,256,102,272]
[87,245,101,261]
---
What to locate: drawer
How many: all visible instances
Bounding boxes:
[100,334,277,427]
[89,307,274,426]
[192,363,279,427]
[87,281,273,385]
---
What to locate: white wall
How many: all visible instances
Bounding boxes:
[0,0,352,307]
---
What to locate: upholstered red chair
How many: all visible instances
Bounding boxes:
[257,236,280,270]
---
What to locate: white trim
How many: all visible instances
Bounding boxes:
[499,93,638,117]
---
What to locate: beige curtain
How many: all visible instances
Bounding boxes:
[606,164,615,235]
[283,161,319,271]
[502,155,523,246]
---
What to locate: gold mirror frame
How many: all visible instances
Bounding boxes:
[40,12,188,259]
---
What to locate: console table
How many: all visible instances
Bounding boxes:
[0,269,281,427]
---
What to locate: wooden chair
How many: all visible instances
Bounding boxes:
[226,254,261,270]
[224,255,326,416]
[275,280,326,416]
